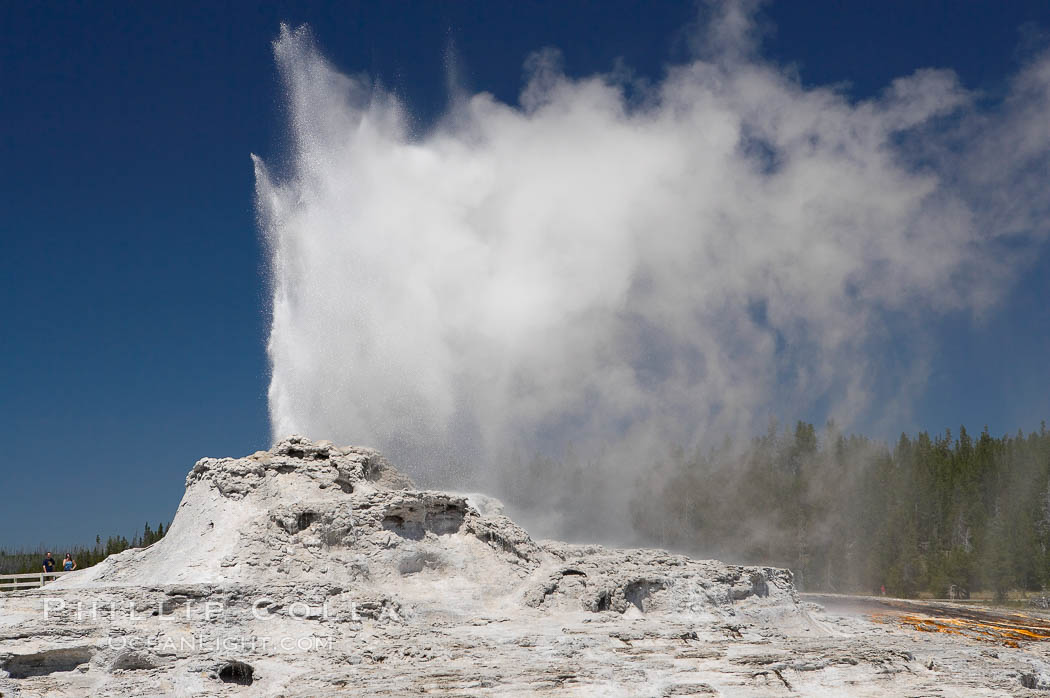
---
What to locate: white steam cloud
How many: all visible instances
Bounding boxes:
[254,7,1050,536]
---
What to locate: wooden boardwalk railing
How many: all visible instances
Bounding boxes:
[0,571,69,591]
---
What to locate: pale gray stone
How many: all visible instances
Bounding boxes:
[0,437,1043,696]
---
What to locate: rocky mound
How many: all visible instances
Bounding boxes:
[0,437,826,697]
[57,436,797,619]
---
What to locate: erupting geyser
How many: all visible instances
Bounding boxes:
[254,15,1050,535]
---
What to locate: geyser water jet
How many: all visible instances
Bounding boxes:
[255,15,1050,541]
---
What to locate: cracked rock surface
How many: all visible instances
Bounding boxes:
[2,437,1048,696]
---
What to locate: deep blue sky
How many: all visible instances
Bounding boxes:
[2,1,1048,548]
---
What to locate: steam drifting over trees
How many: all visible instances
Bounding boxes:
[625,422,1050,599]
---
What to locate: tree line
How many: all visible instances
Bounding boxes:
[628,421,1050,599]
[0,522,169,575]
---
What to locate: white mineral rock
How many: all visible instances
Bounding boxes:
[1,437,1047,696]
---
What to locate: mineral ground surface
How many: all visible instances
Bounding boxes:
[3,437,1050,696]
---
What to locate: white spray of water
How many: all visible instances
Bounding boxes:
[255,8,1050,539]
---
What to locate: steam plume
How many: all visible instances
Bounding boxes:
[255,9,1050,538]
